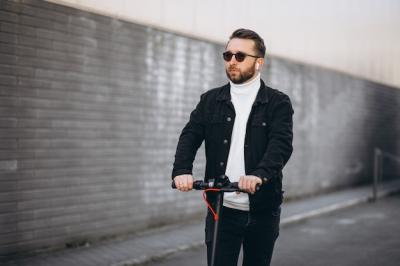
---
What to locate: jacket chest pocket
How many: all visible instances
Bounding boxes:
[252,119,268,127]
[250,116,269,146]
[251,117,269,131]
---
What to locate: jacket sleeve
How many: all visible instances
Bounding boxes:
[171,94,206,178]
[250,94,294,185]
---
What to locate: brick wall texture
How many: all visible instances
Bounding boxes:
[1,0,399,257]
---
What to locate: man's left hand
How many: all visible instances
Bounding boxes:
[238,175,262,194]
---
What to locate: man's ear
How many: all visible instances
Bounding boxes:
[256,58,264,70]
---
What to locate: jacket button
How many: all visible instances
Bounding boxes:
[223,139,228,144]
[244,144,249,148]
[226,117,232,122]
[263,177,268,183]
[262,122,267,126]
[220,162,224,166]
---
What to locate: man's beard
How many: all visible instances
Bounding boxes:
[226,64,256,84]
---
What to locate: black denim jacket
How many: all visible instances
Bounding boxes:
[172,80,294,214]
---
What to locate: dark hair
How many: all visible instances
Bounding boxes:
[229,28,266,58]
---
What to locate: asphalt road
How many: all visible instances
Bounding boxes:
[146,193,400,266]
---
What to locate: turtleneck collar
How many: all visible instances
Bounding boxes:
[230,73,261,94]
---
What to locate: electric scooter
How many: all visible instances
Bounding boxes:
[172,175,259,266]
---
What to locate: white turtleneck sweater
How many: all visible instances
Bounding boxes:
[223,73,261,211]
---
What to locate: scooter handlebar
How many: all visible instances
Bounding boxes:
[171,180,259,193]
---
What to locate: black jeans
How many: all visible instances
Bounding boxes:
[205,206,280,266]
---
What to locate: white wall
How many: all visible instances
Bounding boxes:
[47,0,400,89]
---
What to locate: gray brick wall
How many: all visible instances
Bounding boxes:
[1,0,399,258]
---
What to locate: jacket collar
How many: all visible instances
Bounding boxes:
[216,79,269,104]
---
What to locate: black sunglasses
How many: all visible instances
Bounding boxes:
[222,51,259,62]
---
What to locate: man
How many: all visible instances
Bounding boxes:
[172,28,294,266]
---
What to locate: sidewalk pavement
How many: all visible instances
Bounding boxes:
[4,179,400,266]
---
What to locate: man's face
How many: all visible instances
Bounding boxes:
[224,38,261,84]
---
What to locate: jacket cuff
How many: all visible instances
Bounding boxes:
[250,169,270,185]
[171,169,193,179]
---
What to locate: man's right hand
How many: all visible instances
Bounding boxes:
[173,175,193,192]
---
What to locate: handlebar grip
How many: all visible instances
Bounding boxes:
[171,180,206,190]
[230,182,261,192]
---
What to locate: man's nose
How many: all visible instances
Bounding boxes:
[228,61,237,68]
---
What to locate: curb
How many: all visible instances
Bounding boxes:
[279,184,400,227]
[280,196,370,226]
